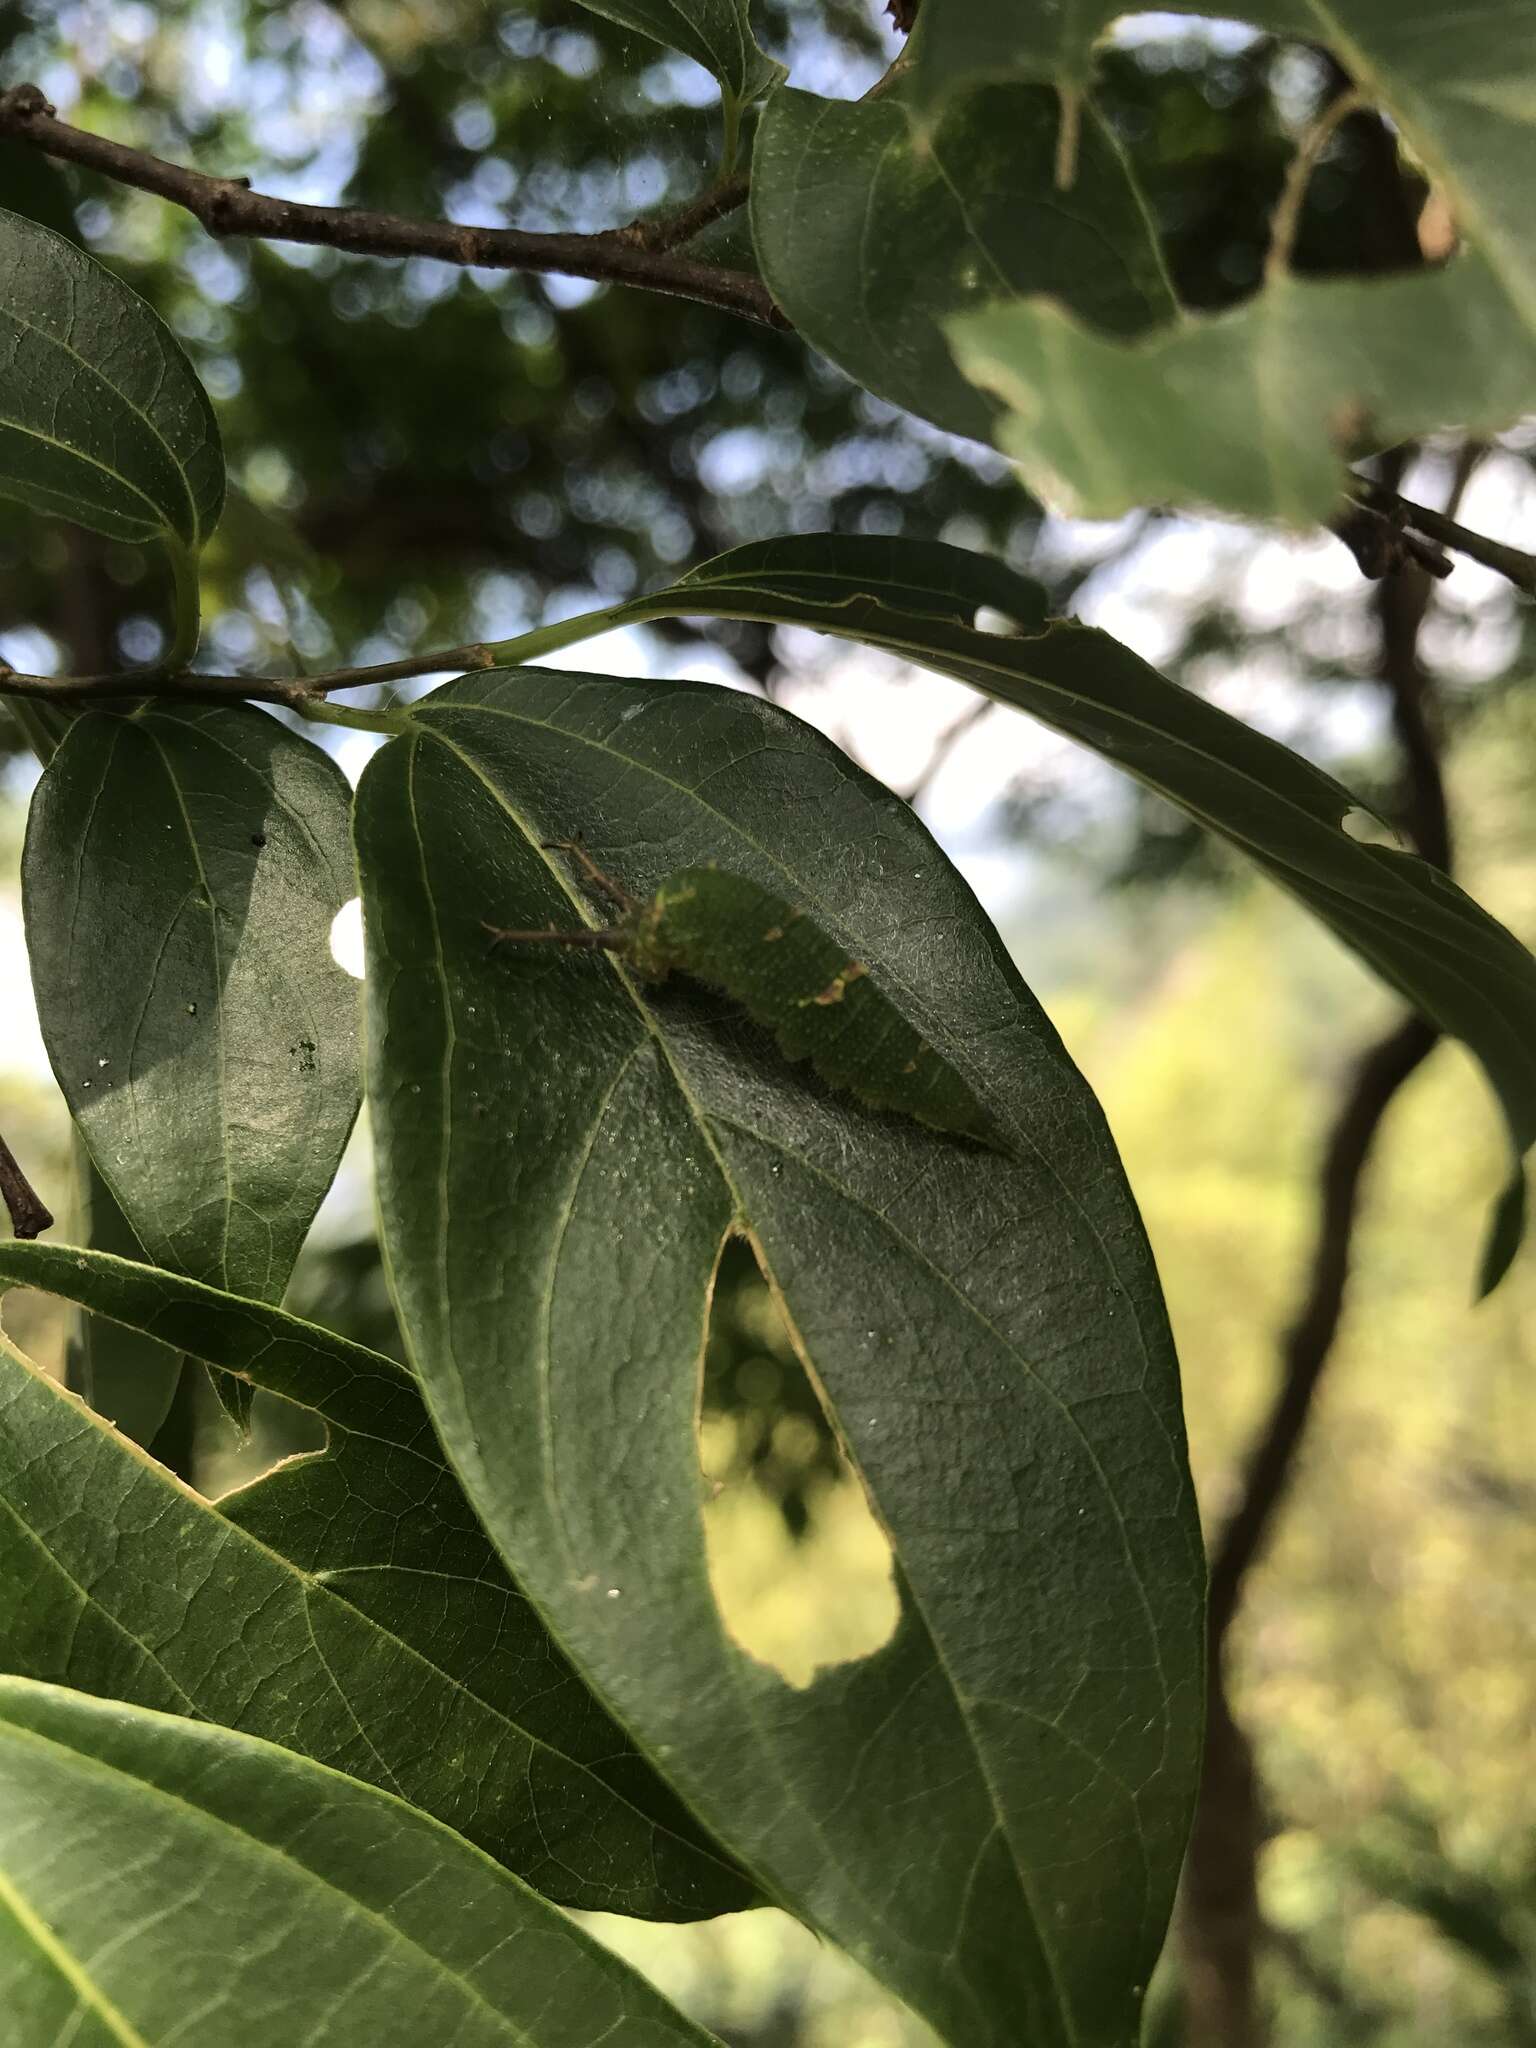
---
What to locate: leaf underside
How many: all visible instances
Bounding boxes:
[903,3,1536,516]
[0,1679,721,2047]
[751,76,1176,444]
[23,704,363,1428]
[566,0,783,104]
[0,1240,751,1921]
[360,667,1205,2048]
[0,204,224,548]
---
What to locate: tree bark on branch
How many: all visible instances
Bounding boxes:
[0,84,784,328]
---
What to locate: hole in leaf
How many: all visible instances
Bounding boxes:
[1341,806,1400,848]
[699,1237,898,1688]
[329,898,365,979]
[972,603,1017,635]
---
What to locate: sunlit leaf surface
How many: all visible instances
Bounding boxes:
[0,1678,722,2047]
[0,1241,751,1920]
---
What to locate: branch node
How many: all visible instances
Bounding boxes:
[0,82,56,122]
[1332,502,1452,583]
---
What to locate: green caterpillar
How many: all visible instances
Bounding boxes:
[487,845,1002,1152]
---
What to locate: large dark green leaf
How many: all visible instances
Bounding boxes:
[750,75,1176,442]
[567,0,783,106]
[0,1679,722,2047]
[612,535,1536,1284]
[359,670,1205,2048]
[906,4,1536,515]
[23,704,361,1314]
[0,1240,751,1920]
[0,205,224,549]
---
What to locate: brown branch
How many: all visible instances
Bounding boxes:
[1351,479,1536,601]
[1208,462,1454,1647]
[1206,1010,1437,1639]
[1330,502,1452,585]
[0,85,786,328]
[0,1131,53,1240]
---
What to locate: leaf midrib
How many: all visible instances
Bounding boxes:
[0,1860,152,2048]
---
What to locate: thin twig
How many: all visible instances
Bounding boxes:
[0,1131,53,1240]
[898,698,992,806]
[0,605,617,708]
[1351,479,1536,599]
[0,85,785,328]
[1330,502,1453,583]
[618,175,748,254]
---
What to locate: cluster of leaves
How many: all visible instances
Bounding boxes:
[2,2,1535,2044]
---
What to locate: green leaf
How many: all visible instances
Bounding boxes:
[0,205,224,549]
[905,4,1536,516]
[903,0,1115,104]
[908,2,1536,335]
[948,250,1536,525]
[612,535,1536,1285]
[359,671,1206,2048]
[566,0,783,106]
[0,1678,722,2047]
[0,1240,751,1920]
[23,705,361,1319]
[751,76,1175,442]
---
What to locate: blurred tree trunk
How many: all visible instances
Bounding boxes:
[1182,1690,1264,2048]
[1178,507,1450,2046]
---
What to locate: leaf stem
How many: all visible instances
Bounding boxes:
[163,536,202,672]
[721,92,744,182]
[1349,479,1536,598]
[289,697,413,736]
